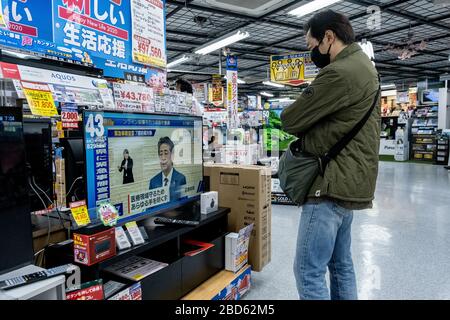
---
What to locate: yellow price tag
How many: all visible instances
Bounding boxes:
[70,200,91,227]
[23,87,58,117]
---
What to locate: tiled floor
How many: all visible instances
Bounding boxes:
[245,162,450,300]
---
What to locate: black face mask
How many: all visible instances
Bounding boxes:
[311,41,332,69]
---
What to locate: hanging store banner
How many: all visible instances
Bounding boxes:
[0,1,167,83]
[226,55,238,129]
[21,81,58,117]
[131,0,166,69]
[113,82,154,112]
[211,74,223,107]
[270,52,319,86]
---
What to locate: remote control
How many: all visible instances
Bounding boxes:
[0,264,74,290]
[154,217,199,226]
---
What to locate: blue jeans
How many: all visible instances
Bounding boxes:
[294,200,357,300]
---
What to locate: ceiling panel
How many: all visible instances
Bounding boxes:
[166,0,450,92]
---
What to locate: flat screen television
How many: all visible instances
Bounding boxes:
[23,118,53,212]
[0,107,34,274]
[83,111,204,224]
[421,90,439,105]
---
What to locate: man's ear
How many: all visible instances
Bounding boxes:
[324,30,335,44]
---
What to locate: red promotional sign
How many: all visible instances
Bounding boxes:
[66,283,104,300]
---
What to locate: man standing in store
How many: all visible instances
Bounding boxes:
[281,10,380,300]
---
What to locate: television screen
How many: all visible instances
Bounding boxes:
[84,111,203,224]
[421,90,439,104]
[0,107,33,274]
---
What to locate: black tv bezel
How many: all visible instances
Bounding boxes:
[81,109,204,227]
[0,106,34,275]
[22,117,54,213]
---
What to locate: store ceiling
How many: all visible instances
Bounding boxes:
[165,0,450,95]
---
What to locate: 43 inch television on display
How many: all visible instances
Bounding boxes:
[83,111,204,224]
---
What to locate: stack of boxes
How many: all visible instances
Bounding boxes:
[55,158,66,208]
[204,163,272,272]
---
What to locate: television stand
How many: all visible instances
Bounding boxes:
[46,207,230,300]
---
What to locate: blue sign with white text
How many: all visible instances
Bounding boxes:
[0,0,166,81]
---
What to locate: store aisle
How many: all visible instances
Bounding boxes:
[245,162,450,300]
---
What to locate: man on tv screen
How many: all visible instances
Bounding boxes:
[149,137,186,201]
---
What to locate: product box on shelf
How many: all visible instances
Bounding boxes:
[225,223,253,273]
[201,191,219,214]
[204,164,272,272]
[73,226,116,266]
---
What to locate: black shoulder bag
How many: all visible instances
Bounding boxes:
[278,84,381,206]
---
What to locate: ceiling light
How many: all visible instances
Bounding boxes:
[263,81,284,88]
[1,49,38,60]
[381,84,396,90]
[359,40,375,65]
[288,0,343,17]
[195,31,250,55]
[260,91,274,97]
[268,98,296,102]
[167,55,190,68]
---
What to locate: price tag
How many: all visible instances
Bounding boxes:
[21,81,58,117]
[61,103,79,130]
[112,83,153,112]
[70,200,91,227]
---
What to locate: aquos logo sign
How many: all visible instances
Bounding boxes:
[51,72,77,84]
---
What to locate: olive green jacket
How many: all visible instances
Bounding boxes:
[281,43,381,209]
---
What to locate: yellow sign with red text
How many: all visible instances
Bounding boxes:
[70,200,91,227]
[21,81,58,117]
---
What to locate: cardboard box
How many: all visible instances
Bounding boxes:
[204,164,271,272]
[182,265,251,300]
[73,227,116,266]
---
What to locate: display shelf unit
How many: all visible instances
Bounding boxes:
[436,135,449,165]
[409,104,439,162]
[45,206,230,300]
[410,134,436,161]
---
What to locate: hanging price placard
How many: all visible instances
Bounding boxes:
[21,81,58,117]
[113,83,154,112]
[131,0,167,68]
[61,103,79,130]
[70,200,91,227]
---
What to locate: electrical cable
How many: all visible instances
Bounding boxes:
[32,176,65,230]
[66,176,83,199]
[28,178,51,255]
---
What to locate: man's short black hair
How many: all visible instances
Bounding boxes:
[176,79,193,94]
[158,137,174,153]
[304,10,355,45]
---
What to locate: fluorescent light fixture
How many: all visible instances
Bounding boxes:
[359,40,375,66]
[260,91,274,97]
[167,55,190,68]
[263,81,284,88]
[269,98,295,102]
[195,30,250,55]
[2,49,38,60]
[381,84,396,90]
[288,0,342,17]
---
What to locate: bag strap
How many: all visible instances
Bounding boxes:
[320,77,381,173]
